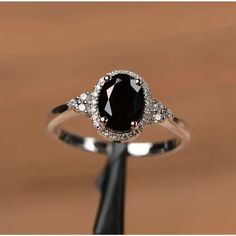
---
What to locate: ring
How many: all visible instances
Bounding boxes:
[47,70,190,157]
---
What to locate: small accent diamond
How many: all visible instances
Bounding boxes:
[78,104,86,112]
[92,92,98,97]
[80,93,87,101]
[95,85,101,91]
[68,99,78,109]
[93,120,99,128]
[154,113,162,122]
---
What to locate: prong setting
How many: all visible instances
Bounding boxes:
[135,78,142,86]
[100,116,108,125]
[131,121,138,130]
[104,75,110,81]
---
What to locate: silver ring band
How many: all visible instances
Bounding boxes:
[47,104,190,157]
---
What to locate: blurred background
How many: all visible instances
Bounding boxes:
[0,3,236,234]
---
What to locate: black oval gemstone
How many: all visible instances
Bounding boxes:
[98,73,145,132]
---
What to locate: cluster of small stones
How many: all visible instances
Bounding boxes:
[152,100,174,123]
[67,92,91,115]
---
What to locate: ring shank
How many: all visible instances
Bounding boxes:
[47,104,190,157]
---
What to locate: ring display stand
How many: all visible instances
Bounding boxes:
[93,143,127,234]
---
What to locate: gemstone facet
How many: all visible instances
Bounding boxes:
[98,73,145,132]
